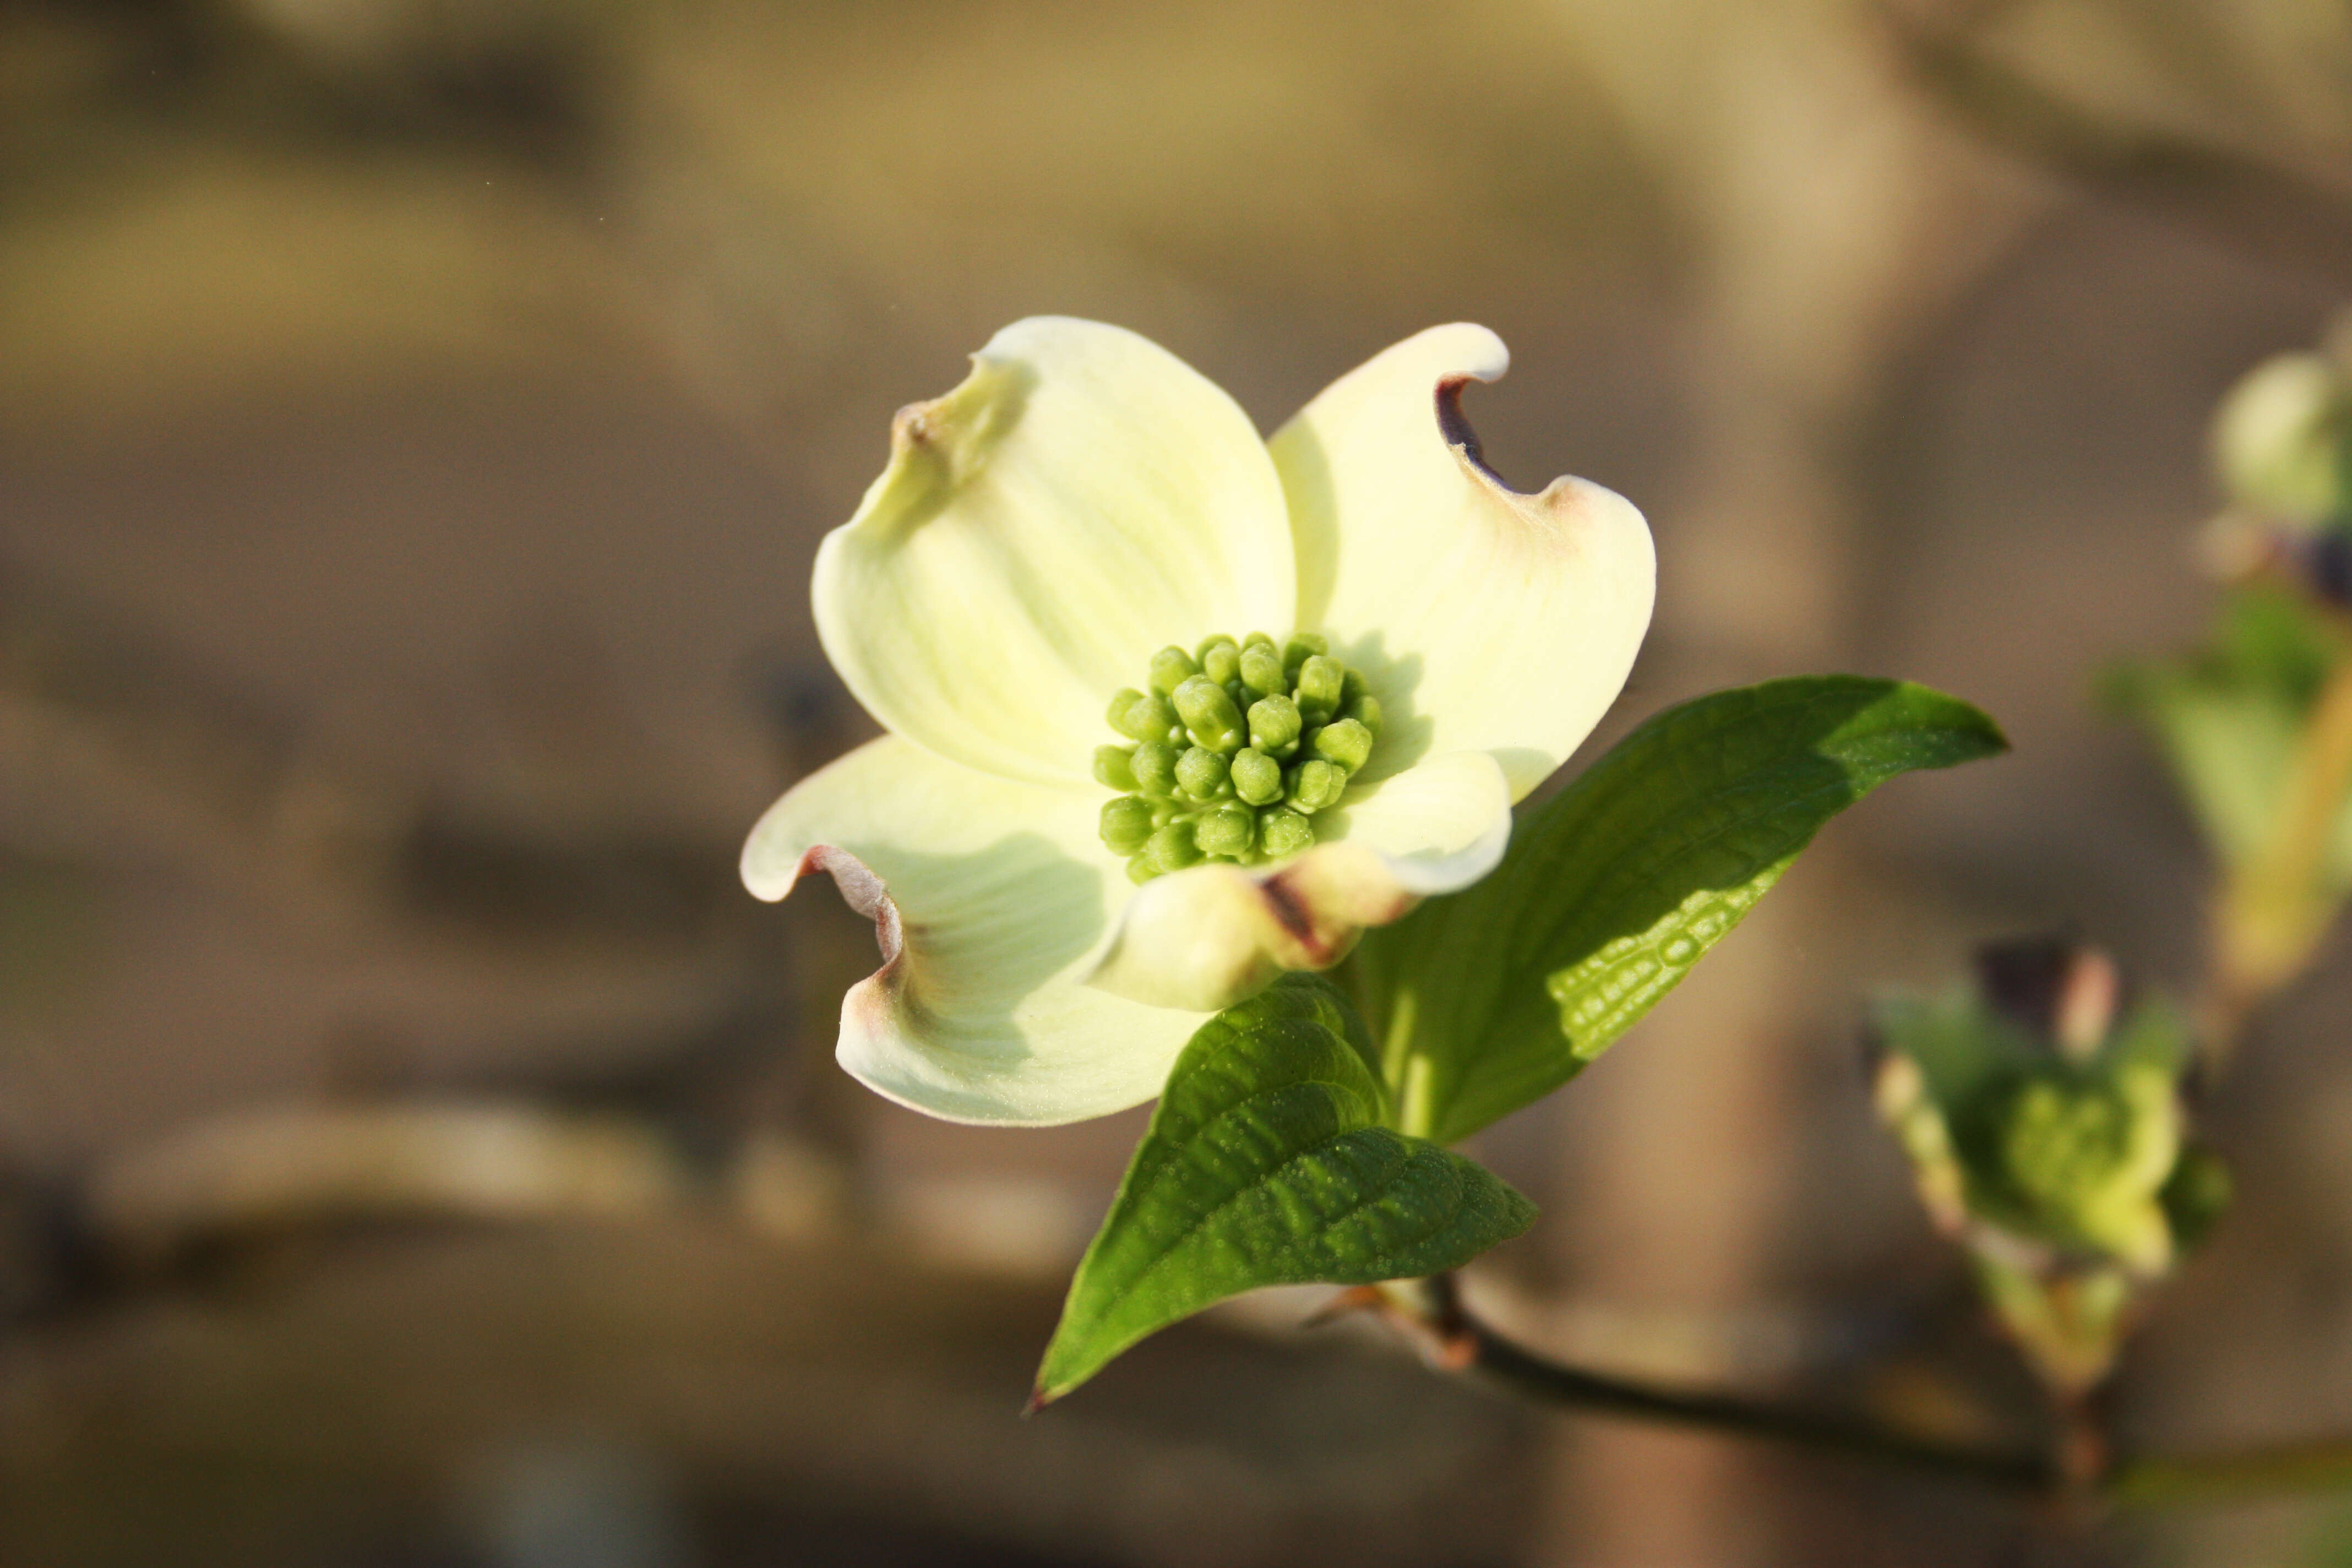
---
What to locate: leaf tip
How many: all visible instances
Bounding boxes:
[1970,709,2013,758]
[1027,1340,1091,1411]
[1903,683,2010,754]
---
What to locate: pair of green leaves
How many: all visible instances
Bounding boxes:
[1036,677,2007,1404]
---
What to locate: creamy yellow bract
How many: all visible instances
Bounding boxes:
[740,319,1654,1125]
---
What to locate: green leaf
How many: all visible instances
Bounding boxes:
[2105,585,2352,881]
[1033,975,1535,1406]
[1356,677,2007,1145]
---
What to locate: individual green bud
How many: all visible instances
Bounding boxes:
[1238,641,1287,700]
[1288,758,1346,813]
[1197,635,1243,686]
[1196,804,1255,858]
[1174,745,1232,800]
[1281,631,1328,674]
[1247,693,1303,757]
[1260,807,1314,857]
[1242,630,1276,649]
[1344,693,1383,738]
[1144,820,1204,875]
[1294,655,1345,721]
[1149,645,1202,695]
[1230,747,1284,805]
[1109,688,1180,744]
[1125,853,1157,885]
[1098,796,1154,855]
[1340,667,1365,704]
[1130,741,1179,797]
[1313,717,1374,774]
[1093,745,1140,792]
[1173,676,1247,752]
[1105,687,1146,734]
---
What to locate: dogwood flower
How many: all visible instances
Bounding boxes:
[741,318,1652,1125]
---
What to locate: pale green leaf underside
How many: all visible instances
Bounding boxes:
[1034,976,1534,1404]
[1359,676,2007,1146]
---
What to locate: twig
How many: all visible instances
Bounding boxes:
[1366,1277,2057,1492]
[1366,1278,2352,1509]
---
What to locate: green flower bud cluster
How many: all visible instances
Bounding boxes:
[1872,945,2209,1277]
[1095,631,1384,882]
[1871,941,2224,1393]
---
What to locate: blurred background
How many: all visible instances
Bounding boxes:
[3,0,2351,1561]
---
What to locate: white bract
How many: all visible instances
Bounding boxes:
[741,319,1653,1125]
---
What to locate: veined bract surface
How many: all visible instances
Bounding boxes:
[741,318,1653,1125]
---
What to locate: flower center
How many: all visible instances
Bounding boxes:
[1095,631,1382,883]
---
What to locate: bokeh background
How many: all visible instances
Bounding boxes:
[4,0,2351,1562]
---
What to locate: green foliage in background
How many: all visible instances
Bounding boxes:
[2106,586,2349,881]
[2110,336,2352,1014]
